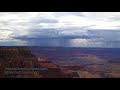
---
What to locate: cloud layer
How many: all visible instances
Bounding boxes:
[0,12,120,47]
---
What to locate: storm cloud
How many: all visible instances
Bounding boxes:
[0,12,120,47]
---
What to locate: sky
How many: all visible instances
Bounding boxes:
[0,12,120,47]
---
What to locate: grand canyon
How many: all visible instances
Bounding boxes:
[0,47,120,78]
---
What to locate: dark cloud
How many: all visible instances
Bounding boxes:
[12,30,100,47]
[13,37,70,47]
[87,30,120,47]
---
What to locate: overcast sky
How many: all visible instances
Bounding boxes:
[0,12,120,47]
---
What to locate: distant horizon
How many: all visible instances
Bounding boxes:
[1,46,120,49]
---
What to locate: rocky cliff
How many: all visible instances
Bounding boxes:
[0,47,78,78]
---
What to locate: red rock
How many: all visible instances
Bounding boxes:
[0,47,78,78]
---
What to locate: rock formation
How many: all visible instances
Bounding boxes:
[0,47,78,78]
